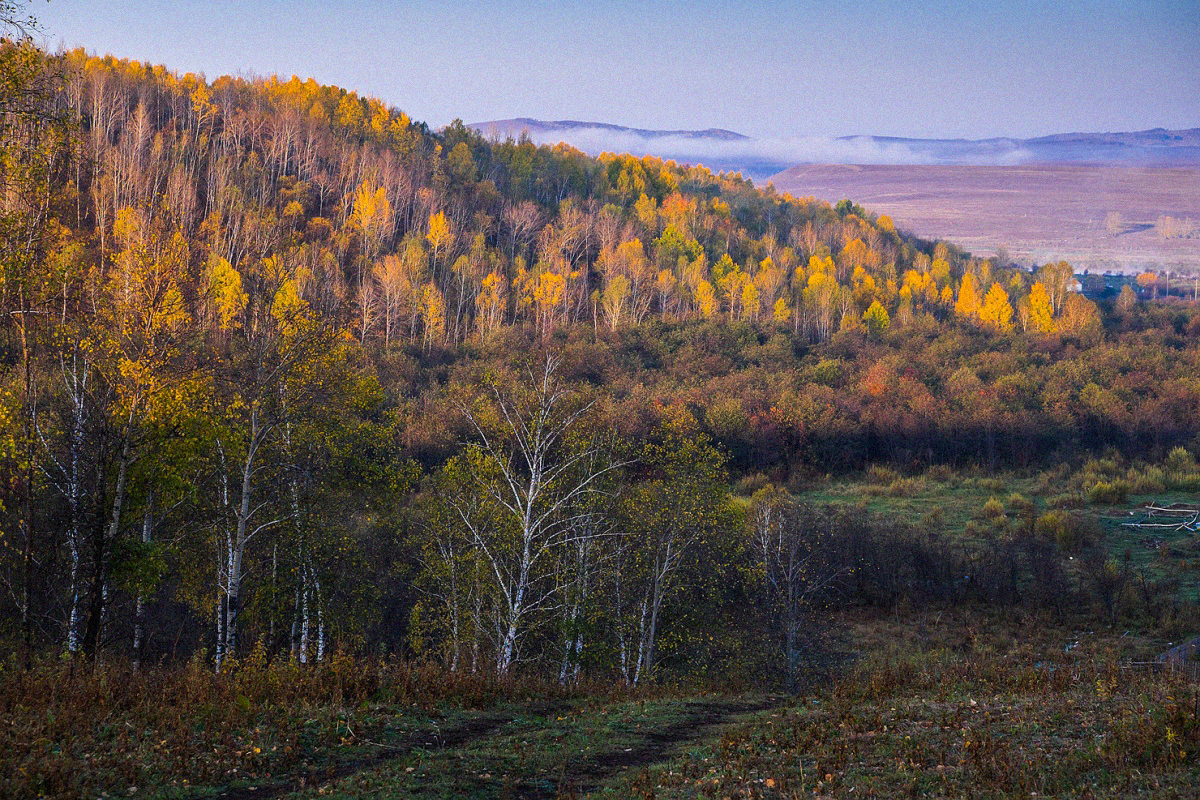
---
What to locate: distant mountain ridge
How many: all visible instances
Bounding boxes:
[470,118,749,142]
[853,128,1200,168]
[1027,128,1200,147]
[465,119,1200,181]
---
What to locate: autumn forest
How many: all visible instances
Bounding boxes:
[2,38,1200,696]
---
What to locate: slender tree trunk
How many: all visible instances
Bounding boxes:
[470,590,482,674]
[445,541,461,672]
[18,298,35,668]
[66,529,82,655]
[64,351,88,655]
[559,537,591,684]
[495,533,532,674]
[225,495,248,661]
[615,565,632,685]
[785,581,798,692]
[269,544,277,656]
[633,596,650,686]
[299,561,310,664]
[635,548,670,685]
[290,581,301,662]
[314,570,325,662]
[223,408,259,665]
[496,599,521,674]
[641,583,663,684]
[214,593,225,668]
[84,433,130,660]
[133,496,154,669]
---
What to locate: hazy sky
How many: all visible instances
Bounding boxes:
[33,0,1200,140]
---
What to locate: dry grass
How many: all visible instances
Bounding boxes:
[610,610,1200,798]
[0,649,608,799]
[5,610,1199,798]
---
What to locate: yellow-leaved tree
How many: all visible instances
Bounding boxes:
[1037,261,1074,312]
[79,207,197,659]
[696,279,718,318]
[741,280,760,322]
[862,299,890,337]
[475,270,508,339]
[205,253,248,331]
[955,272,982,318]
[426,210,453,269]
[978,283,1015,332]
[602,273,631,330]
[1056,293,1103,340]
[772,297,791,324]
[1027,282,1055,332]
[421,281,446,350]
[805,271,840,342]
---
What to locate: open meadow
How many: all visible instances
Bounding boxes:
[6,609,1198,798]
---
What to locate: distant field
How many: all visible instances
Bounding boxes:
[769,164,1200,273]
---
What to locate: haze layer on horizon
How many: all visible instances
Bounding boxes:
[36,0,1200,141]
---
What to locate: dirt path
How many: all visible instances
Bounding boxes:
[206,704,567,800]
[511,698,775,800]
[205,697,773,800]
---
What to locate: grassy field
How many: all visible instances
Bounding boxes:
[790,462,1200,605]
[6,606,1199,799]
[604,658,1200,798]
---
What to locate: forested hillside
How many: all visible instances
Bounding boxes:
[2,43,1199,681]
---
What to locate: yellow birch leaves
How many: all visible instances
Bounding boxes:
[978,283,1014,332]
[1027,282,1055,332]
[955,273,982,317]
[206,253,247,331]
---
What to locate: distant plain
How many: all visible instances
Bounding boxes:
[768,163,1200,273]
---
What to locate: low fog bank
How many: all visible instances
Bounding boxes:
[545,129,1033,166]
[468,121,1200,181]
[470,124,1034,180]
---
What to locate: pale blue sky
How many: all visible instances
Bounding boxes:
[32,0,1200,139]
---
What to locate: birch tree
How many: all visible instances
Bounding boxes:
[72,208,192,661]
[612,431,729,685]
[437,355,620,674]
[210,254,357,668]
[0,36,67,663]
[749,487,841,691]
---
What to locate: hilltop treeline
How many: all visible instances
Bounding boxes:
[44,50,1116,348]
[1,43,1198,679]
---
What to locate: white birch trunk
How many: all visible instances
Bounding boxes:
[315,569,325,662]
[222,405,262,666]
[299,563,310,665]
[63,351,88,655]
[133,497,153,668]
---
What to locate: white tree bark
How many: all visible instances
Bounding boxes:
[448,355,620,675]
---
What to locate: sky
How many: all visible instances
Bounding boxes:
[32,0,1200,141]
